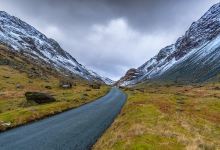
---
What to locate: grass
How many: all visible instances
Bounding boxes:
[93,83,220,150]
[0,65,110,131]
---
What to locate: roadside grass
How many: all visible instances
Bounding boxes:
[93,83,220,150]
[0,65,110,131]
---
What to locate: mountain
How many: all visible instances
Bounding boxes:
[87,70,115,85]
[0,11,112,84]
[118,3,220,86]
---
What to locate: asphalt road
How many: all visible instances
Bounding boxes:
[0,88,127,150]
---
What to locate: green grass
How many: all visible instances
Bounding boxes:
[93,83,220,150]
[0,65,110,131]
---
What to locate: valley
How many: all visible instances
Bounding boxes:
[0,1,220,150]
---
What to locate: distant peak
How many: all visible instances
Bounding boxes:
[0,11,10,17]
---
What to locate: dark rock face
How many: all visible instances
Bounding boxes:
[156,45,175,61]
[172,3,220,60]
[117,68,142,86]
[119,3,220,86]
[25,92,56,104]
[120,69,141,81]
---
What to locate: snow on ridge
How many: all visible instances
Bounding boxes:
[0,11,109,83]
[119,3,220,86]
[88,69,114,85]
[121,34,220,86]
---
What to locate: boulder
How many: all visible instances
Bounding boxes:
[136,88,145,93]
[16,84,24,89]
[0,59,10,65]
[59,80,75,89]
[82,93,89,97]
[45,85,52,89]
[2,76,10,79]
[89,83,101,89]
[61,84,72,89]
[213,86,220,90]
[85,89,91,91]
[25,92,56,104]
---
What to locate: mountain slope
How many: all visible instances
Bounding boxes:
[0,11,112,84]
[0,45,110,131]
[118,3,220,86]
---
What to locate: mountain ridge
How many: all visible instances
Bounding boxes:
[118,2,220,86]
[0,11,113,84]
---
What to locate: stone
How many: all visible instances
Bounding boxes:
[89,83,101,89]
[45,85,52,89]
[16,84,24,89]
[2,76,10,79]
[59,80,75,89]
[25,92,56,104]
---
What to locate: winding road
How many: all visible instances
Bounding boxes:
[0,88,127,150]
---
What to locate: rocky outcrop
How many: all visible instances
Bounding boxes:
[117,68,142,86]
[119,3,220,86]
[174,3,220,59]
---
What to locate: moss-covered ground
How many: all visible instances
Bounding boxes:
[0,65,109,131]
[94,83,220,150]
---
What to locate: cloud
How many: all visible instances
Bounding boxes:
[43,26,64,39]
[68,18,178,80]
[0,0,219,80]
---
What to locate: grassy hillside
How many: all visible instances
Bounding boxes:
[0,46,110,131]
[94,83,220,150]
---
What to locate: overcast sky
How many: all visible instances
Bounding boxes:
[0,0,219,80]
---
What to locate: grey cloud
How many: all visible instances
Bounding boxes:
[0,0,219,80]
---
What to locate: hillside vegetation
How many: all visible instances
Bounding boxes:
[0,45,109,131]
[94,83,220,150]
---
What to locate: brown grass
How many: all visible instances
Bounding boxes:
[93,83,220,150]
[0,65,110,131]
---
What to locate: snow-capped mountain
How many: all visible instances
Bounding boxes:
[0,11,112,84]
[87,70,115,85]
[118,3,220,86]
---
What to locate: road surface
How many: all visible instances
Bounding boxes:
[0,88,127,150]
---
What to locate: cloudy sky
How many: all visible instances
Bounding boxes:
[0,0,219,80]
